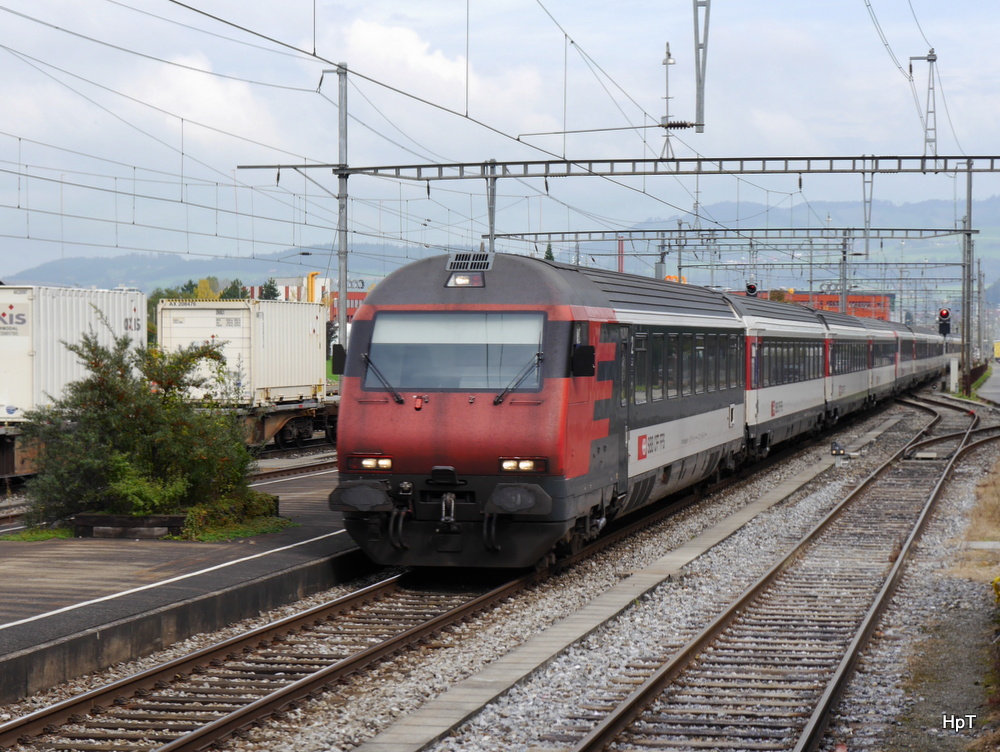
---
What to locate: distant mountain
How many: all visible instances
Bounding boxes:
[2,243,420,292]
[4,198,999,293]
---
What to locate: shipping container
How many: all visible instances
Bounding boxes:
[0,286,147,422]
[157,299,326,406]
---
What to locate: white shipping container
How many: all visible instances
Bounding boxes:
[157,299,326,406]
[0,286,147,422]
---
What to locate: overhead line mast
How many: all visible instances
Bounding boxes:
[909,49,938,157]
[692,0,710,134]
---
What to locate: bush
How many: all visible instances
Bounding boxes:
[21,321,262,529]
[181,490,279,537]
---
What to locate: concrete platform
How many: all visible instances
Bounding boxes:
[976,371,1000,405]
[0,461,375,704]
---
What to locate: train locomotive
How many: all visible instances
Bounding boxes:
[330,252,951,568]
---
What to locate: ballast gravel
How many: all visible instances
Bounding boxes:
[1,404,994,752]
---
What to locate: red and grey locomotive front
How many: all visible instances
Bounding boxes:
[330,253,618,567]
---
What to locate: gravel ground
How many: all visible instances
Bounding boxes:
[820,454,998,752]
[3,403,996,752]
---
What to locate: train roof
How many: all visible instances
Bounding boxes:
[814,310,869,330]
[556,262,739,320]
[365,254,741,320]
[364,254,610,309]
[722,293,824,325]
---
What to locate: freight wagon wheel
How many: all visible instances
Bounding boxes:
[274,424,296,450]
[324,415,338,445]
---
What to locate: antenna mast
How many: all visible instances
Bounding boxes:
[692,0,710,133]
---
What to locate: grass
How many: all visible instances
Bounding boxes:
[177,515,296,542]
[0,527,73,541]
[0,516,295,542]
[958,453,1000,745]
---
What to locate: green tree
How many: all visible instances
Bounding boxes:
[180,279,197,296]
[20,323,268,531]
[259,278,280,300]
[544,243,555,261]
[219,278,248,300]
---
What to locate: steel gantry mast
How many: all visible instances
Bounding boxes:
[909,49,938,157]
[239,154,997,397]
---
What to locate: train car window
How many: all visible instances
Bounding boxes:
[572,321,588,346]
[729,335,740,389]
[667,334,678,398]
[651,334,665,401]
[681,334,693,396]
[694,334,705,394]
[706,335,718,392]
[717,335,727,391]
[759,341,769,388]
[634,334,648,405]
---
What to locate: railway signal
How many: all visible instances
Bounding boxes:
[937,307,951,335]
[745,282,758,298]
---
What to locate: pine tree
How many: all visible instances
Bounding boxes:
[259,278,280,300]
[220,278,248,300]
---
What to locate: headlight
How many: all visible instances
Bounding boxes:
[499,457,547,473]
[446,271,485,288]
[347,456,393,471]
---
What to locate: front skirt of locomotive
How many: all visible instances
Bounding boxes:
[330,471,581,568]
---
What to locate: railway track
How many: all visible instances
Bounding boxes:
[0,573,530,752]
[545,396,994,752]
[0,408,861,752]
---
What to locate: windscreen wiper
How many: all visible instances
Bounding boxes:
[494,351,543,405]
[362,353,405,404]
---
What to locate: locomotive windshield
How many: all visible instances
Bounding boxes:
[364,311,544,391]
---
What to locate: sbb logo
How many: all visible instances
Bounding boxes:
[637,433,665,460]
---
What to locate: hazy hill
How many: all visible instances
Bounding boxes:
[4,199,999,295]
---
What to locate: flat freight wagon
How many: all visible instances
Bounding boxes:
[156,299,336,447]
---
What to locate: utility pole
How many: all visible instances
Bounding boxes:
[336,63,349,347]
[962,160,973,392]
[840,230,849,314]
[661,43,676,158]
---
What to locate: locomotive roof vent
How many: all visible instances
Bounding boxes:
[446,252,493,272]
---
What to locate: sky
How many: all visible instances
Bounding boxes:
[0,0,998,284]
